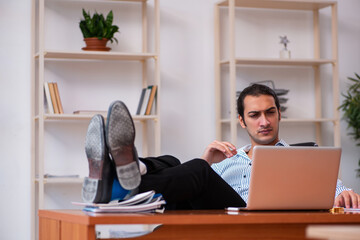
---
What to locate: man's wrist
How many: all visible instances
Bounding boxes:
[201,156,212,165]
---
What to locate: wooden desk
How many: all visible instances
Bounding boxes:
[39,209,360,240]
[307,225,360,240]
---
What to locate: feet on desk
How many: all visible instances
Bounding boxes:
[82,114,114,203]
[82,101,140,203]
[106,100,141,191]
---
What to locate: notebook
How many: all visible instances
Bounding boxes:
[242,146,341,210]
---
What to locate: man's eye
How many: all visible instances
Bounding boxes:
[249,114,258,118]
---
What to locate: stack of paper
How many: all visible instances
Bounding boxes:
[72,190,166,213]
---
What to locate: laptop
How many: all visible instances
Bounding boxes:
[242,146,341,210]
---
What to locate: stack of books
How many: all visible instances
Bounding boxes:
[44,82,64,114]
[136,85,158,115]
[72,190,166,213]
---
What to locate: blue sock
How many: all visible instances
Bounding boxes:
[111,178,130,201]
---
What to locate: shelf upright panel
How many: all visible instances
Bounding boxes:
[31,1,37,240]
[141,0,149,157]
[214,2,222,141]
[215,0,241,145]
[37,0,45,211]
[154,0,161,155]
[138,0,161,156]
[313,6,322,145]
[228,0,238,145]
[331,2,340,147]
[32,0,47,239]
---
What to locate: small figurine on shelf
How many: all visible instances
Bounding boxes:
[279,35,291,59]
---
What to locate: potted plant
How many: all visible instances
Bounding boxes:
[339,73,360,176]
[79,9,119,51]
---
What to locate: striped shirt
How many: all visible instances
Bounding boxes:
[211,139,351,203]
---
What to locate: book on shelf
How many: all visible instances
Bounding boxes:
[43,82,54,114]
[53,82,64,114]
[73,110,107,117]
[48,82,59,114]
[45,82,64,114]
[145,85,157,115]
[136,88,147,115]
[136,85,158,115]
[72,190,166,213]
[140,85,152,115]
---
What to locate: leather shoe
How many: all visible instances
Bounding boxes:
[105,100,141,191]
[82,114,114,203]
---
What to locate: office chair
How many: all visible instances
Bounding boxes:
[290,142,318,147]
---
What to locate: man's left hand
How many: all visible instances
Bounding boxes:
[334,190,360,208]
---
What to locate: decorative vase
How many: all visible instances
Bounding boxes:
[82,37,111,51]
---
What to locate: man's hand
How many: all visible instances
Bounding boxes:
[201,140,237,165]
[334,190,360,208]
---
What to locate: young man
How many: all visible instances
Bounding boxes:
[82,84,360,209]
[209,84,360,208]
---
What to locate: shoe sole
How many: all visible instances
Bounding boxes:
[82,115,113,203]
[106,101,141,190]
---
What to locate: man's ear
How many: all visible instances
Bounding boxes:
[239,115,246,128]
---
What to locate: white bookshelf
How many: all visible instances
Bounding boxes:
[31,0,160,239]
[214,0,340,147]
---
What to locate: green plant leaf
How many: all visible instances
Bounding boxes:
[355,72,360,80]
[106,10,113,27]
[79,21,91,38]
[82,9,89,20]
[83,9,94,35]
[97,20,104,39]
[340,74,360,174]
[348,77,359,83]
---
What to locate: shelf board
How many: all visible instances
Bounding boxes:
[281,118,338,123]
[57,0,147,2]
[35,50,157,61]
[217,0,335,11]
[220,58,335,66]
[35,113,158,121]
[220,118,338,124]
[36,177,84,184]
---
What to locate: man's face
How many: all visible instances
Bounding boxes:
[239,94,281,146]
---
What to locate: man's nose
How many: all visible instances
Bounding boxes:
[259,114,270,126]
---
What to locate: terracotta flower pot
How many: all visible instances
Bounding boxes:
[82,37,111,51]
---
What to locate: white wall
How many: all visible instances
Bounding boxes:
[337,0,360,195]
[0,1,359,239]
[0,1,32,239]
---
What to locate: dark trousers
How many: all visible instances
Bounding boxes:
[139,155,246,210]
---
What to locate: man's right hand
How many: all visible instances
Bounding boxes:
[201,140,237,165]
